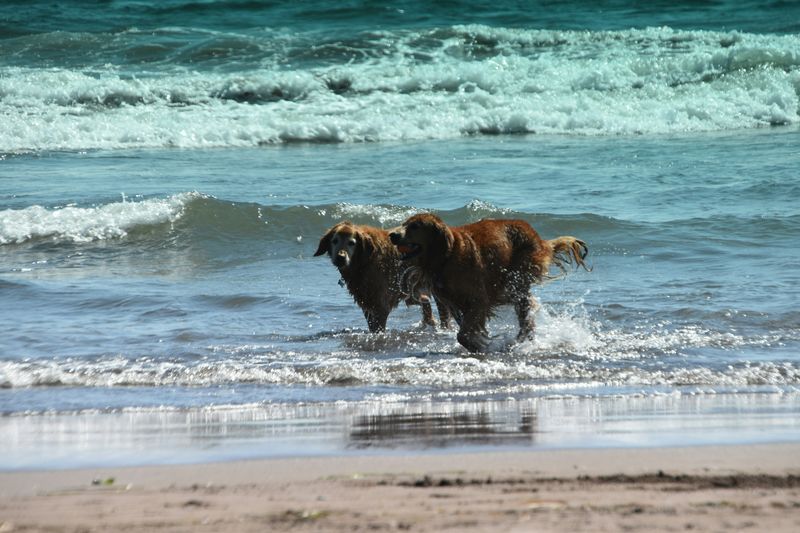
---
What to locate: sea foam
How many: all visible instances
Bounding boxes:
[1,26,798,152]
[0,192,198,245]
[2,315,797,391]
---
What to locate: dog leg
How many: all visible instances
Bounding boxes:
[365,308,389,333]
[515,294,538,342]
[457,312,490,353]
[435,297,453,330]
[421,301,436,327]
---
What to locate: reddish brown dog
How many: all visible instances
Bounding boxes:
[315,221,450,333]
[389,214,588,352]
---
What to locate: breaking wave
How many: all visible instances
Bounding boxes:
[2,26,799,153]
[2,311,797,397]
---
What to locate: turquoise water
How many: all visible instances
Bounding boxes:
[1,1,799,467]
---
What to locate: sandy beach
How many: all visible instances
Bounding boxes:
[2,443,799,532]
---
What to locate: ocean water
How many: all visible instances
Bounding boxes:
[2,1,800,468]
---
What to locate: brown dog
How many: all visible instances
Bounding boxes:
[315,221,450,333]
[389,214,588,352]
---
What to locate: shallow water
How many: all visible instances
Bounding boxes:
[3,394,799,470]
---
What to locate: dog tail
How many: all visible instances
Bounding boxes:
[547,236,590,276]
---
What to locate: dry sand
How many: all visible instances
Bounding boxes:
[1,443,800,532]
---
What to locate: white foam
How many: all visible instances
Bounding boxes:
[2,322,797,390]
[1,27,798,152]
[0,192,199,245]
[329,203,421,226]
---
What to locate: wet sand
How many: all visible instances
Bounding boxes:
[2,443,799,532]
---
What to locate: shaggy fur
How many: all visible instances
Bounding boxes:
[389,214,589,352]
[315,221,450,332]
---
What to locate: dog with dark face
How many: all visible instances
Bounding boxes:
[389,214,588,352]
[315,221,450,333]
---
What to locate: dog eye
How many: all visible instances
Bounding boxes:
[348,238,356,246]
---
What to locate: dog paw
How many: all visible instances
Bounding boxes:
[457,331,490,353]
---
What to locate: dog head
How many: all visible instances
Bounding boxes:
[389,213,454,266]
[314,221,373,270]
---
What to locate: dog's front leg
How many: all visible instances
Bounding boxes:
[420,301,436,327]
[456,311,490,353]
[364,308,389,333]
[434,296,453,330]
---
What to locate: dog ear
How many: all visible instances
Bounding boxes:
[357,230,374,258]
[314,227,334,256]
[430,216,454,255]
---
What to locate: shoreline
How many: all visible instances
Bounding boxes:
[2,443,799,531]
[3,392,800,471]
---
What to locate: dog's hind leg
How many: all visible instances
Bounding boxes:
[515,294,539,342]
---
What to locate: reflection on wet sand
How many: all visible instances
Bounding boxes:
[349,409,537,449]
[2,393,799,469]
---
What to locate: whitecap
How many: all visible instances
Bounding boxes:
[2,27,799,152]
[0,192,201,245]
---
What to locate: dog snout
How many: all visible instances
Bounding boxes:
[389,230,402,245]
[334,250,349,267]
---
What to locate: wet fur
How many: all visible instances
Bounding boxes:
[390,214,588,352]
[315,221,450,332]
